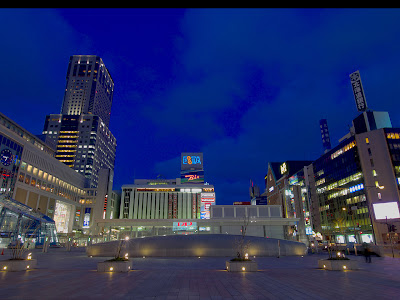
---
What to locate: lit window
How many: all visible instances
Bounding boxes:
[365,137,369,144]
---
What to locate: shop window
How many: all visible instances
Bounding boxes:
[18,172,25,182]
[25,175,30,185]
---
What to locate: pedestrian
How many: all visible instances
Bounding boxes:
[363,242,371,263]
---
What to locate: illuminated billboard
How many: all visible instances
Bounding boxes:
[173,221,197,231]
[181,152,203,171]
[201,192,215,203]
[373,202,400,220]
[180,170,204,184]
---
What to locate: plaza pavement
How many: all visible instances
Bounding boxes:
[0,247,400,300]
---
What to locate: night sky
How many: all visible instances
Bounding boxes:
[2,8,400,205]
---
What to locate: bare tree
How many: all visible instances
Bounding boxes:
[233,215,251,260]
[10,220,39,260]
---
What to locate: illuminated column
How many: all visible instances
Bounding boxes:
[187,193,191,218]
[155,193,160,219]
[163,192,168,219]
[173,193,178,219]
[149,192,155,219]
[168,193,173,219]
[159,193,164,219]
[128,190,134,219]
[192,193,197,219]
[143,193,148,219]
[133,191,139,219]
[182,193,187,219]
[138,192,143,219]
[119,189,125,219]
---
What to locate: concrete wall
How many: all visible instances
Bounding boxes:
[86,234,307,257]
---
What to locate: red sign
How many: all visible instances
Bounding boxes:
[177,222,193,227]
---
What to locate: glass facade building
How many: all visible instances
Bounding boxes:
[0,193,58,247]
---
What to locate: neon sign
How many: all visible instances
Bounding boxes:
[185,174,200,181]
[280,162,287,175]
[182,155,201,165]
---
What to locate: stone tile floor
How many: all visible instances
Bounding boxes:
[0,247,399,299]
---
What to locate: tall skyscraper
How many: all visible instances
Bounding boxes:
[42,55,117,189]
[60,55,114,126]
[43,114,116,188]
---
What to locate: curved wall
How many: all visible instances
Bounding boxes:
[86,234,307,257]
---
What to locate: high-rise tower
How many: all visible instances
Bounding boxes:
[60,55,114,126]
[42,55,117,189]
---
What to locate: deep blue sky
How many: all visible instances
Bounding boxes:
[1,8,400,205]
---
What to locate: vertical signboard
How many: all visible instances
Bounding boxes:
[192,193,197,218]
[83,207,91,228]
[173,193,177,219]
[319,119,332,151]
[168,194,173,219]
[349,70,368,112]
[200,192,215,219]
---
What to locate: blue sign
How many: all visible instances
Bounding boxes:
[305,226,313,235]
[182,155,201,165]
[83,208,91,228]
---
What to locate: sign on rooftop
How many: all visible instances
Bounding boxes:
[349,70,368,112]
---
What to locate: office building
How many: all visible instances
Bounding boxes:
[61,55,114,127]
[120,178,216,220]
[42,114,116,188]
[0,112,85,234]
[264,160,313,243]
[42,55,117,190]
[311,111,400,245]
[0,112,114,240]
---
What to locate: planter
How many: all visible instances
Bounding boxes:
[318,259,358,271]
[0,259,37,271]
[97,260,132,272]
[226,260,258,272]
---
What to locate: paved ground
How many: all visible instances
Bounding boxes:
[0,247,400,299]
